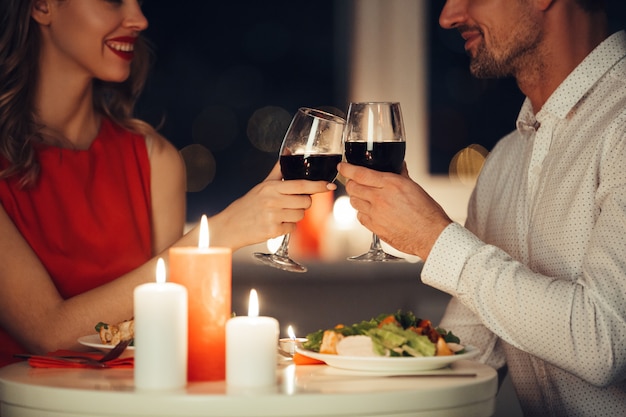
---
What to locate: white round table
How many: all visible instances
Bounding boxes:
[0,360,497,417]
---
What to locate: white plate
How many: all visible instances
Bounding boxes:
[296,345,479,372]
[78,335,134,357]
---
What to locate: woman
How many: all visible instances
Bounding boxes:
[0,0,335,367]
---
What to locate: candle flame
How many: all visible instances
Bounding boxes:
[287,325,296,340]
[248,289,259,317]
[156,257,166,284]
[199,214,209,249]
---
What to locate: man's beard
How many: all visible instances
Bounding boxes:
[469,42,514,78]
[467,20,542,79]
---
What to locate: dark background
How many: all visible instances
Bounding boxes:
[428,3,523,175]
[137,1,348,222]
[136,1,626,222]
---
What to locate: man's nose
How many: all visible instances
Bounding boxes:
[439,0,468,29]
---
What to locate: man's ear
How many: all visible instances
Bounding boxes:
[31,0,52,25]
[536,0,555,12]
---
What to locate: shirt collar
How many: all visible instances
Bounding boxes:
[516,30,626,133]
[516,98,538,133]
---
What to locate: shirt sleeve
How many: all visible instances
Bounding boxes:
[422,212,626,387]
[439,295,507,371]
[422,223,505,370]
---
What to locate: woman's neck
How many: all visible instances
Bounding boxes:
[35,64,101,150]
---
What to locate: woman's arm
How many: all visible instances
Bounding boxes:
[146,129,187,254]
[0,203,188,354]
[0,129,191,355]
[208,162,337,251]
[147,128,336,252]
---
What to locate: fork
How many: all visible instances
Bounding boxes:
[98,339,132,362]
[14,353,109,368]
[14,339,132,367]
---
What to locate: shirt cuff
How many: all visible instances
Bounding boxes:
[421,222,483,296]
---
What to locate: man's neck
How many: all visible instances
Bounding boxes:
[517,5,609,113]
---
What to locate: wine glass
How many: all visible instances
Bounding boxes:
[343,102,406,262]
[253,107,346,272]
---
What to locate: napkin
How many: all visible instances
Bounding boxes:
[293,352,324,365]
[22,350,134,369]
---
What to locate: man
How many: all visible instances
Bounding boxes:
[338,0,626,415]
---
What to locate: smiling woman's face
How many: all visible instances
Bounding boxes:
[33,0,149,83]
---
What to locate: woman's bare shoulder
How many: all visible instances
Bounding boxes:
[141,125,184,168]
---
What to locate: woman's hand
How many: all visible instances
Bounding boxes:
[208,163,336,250]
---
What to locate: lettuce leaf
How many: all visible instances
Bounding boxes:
[302,319,379,352]
[366,323,436,357]
[302,310,443,356]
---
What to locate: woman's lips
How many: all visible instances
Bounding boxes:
[105,36,137,61]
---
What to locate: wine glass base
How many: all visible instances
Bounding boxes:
[253,252,308,273]
[347,250,405,262]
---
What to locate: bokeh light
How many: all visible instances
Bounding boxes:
[449,144,489,185]
[180,144,216,192]
[332,196,358,230]
[247,106,292,153]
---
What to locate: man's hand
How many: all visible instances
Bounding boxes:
[337,162,452,260]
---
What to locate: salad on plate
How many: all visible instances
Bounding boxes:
[302,310,465,358]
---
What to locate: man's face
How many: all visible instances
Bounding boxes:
[439,0,543,79]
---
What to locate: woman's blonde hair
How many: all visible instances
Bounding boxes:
[0,0,154,187]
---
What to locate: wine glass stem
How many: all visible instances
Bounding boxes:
[370,233,383,252]
[275,233,291,257]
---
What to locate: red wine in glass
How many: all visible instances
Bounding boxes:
[253,107,345,273]
[280,154,343,182]
[344,142,406,174]
[343,102,406,262]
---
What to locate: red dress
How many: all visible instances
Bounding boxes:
[0,118,152,366]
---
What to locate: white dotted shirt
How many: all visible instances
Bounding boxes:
[422,30,626,416]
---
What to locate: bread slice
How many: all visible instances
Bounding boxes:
[98,319,134,345]
[319,330,343,354]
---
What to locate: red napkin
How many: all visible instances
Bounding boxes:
[293,352,325,365]
[23,349,134,369]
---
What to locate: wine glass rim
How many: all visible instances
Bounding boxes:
[348,101,401,106]
[299,107,346,124]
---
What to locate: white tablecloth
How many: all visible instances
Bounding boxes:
[0,360,497,417]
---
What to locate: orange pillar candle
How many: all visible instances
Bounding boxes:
[169,215,232,382]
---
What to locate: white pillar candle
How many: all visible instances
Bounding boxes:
[134,258,188,390]
[226,289,279,387]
